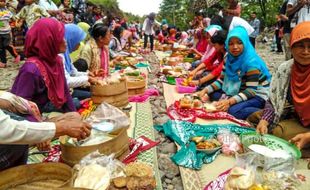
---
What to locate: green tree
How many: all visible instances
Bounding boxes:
[241,0,283,27]
[158,0,193,30]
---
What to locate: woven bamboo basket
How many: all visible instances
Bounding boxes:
[60,127,129,167]
[126,76,146,96]
[0,163,81,190]
[90,79,129,107]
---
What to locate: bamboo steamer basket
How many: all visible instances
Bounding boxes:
[128,87,146,96]
[0,163,83,190]
[90,79,127,96]
[91,92,129,107]
[60,127,129,167]
[126,76,146,96]
[90,79,129,107]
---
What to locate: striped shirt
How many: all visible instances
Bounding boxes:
[0,8,13,34]
[205,66,270,103]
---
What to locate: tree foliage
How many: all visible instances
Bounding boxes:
[158,0,284,30]
[241,0,283,27]
[158,0,194,30]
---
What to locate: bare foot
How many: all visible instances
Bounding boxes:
[0,62,6,68]
[14,55,21,64]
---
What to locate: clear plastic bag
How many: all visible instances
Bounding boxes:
[75,151,126,179]
[224,152,257,190]
[85,102,130,132]
[217,129,242,156]
[258,156,300,189]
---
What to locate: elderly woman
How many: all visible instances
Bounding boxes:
[257,22,310,151]
[198,26,271,120]
[11,18,76,113]
[79,23,111,76]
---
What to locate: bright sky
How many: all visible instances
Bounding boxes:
[118,0,163,17]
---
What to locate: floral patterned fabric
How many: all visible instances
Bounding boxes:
[269,59,293,124]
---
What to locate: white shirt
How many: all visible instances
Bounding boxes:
[0,109,55,144]
[230,17,255,35]
[288,0,310,27]
[142,18,160,35]
[38,0,58,11]
[60,54,89,89]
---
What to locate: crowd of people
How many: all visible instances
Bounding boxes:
[144,0,310,154]
[0,0,309,173]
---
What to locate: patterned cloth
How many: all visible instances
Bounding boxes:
[0,8,13,34]
[167,101,251,127]
[14,3,50,28]
[262,59,293,124]
[204,169,231,190]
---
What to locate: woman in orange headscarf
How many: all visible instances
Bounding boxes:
[257,22,310,151]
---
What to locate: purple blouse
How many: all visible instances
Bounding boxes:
[11,62,75,113]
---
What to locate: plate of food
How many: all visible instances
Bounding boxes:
[192,137,222,154]
[241,132,301,159]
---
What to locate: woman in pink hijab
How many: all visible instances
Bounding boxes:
[11,18,75,113]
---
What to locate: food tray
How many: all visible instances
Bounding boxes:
[240,132,301,159]
[175,78,197,93]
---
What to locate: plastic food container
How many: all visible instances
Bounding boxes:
[175,78,197,93]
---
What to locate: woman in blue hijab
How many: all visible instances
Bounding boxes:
[61,24,90,101]
[199,26,271,120]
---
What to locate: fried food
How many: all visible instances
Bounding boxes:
[126,177,156,190]
[196,139,221,150]
[113,177,128,188]
[125,162,153,178]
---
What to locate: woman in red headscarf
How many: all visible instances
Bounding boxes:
[11,18,76,113]
[257,22,310,151]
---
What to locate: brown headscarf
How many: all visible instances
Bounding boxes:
[290,22,310,126]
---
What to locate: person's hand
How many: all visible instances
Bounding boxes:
[15,20,23,28]
[55,120,92,141]
[92,69,104,77]
[189,80,199,86]
[88,76,98,84]
[36,140,51,151]
[256,120,269,134]
[290,132,310,150]
[115,56,123,61]
[215,100,230,112]
[197,89,208,101]
[88,71,95,77]
[189,70,197,78]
